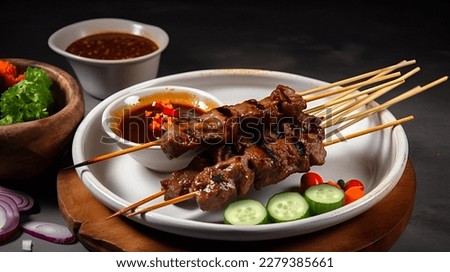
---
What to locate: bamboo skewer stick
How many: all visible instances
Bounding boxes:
[325,66,419,112]
[303,74,399,120]
[64,139,162,170]
[320,67,422,127]
[306,66,415,118]
[323,76,447,139]
[306,65,420,120]
[323,84,417,139]
[324,95,406,139]
[303,71,401,103]
[305,77,405,116]
[315,62,403,105]
[126,191,199,217]
[324,75,448,139]
[341,76,448,122]
[325,115,367,140]
[307,64,420,113]
[105,190,166,220]
[298,59,416,96]
[321,81,403,127]
[323,115,414,146]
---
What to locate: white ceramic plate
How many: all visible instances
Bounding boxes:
[72,69,409,241]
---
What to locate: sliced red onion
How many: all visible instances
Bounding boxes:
[0,186,34,212]
[21,221,76,244]
[0,195,20,243]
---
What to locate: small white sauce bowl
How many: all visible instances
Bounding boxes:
[48,18,169,99]
[101,85,224,172]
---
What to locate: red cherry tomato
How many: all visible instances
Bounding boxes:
[300,172,324,193]
[344,179,365,191]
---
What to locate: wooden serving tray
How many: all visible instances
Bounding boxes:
[56,161,415,251]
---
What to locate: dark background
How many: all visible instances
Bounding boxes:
[1,1,449,251]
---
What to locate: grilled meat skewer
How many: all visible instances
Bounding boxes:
[160,84,308,159]
[161,113,326,211]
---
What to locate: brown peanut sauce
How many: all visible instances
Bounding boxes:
[66,32,159,60]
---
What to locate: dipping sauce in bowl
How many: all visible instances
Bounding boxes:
[48,18,169,99]
[102,85,224,172]
[66,32,159,60]
[117,98,206,144]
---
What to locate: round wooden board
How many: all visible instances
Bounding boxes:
[57,160,416,252]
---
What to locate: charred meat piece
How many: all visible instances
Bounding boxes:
[160,85,308,159]
[245,139,309,189]
[160,151,214,199]
[161,169,199,200]
[192,155,254,211]
[304,140,327,165]
[160,144,238,200]
[160,120,203,159]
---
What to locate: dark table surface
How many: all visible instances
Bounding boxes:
[1,1,449,252]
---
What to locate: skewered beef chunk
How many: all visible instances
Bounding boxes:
[161,151,214,199]
[159,84,327,211]
[262,84,307,121]
[161,169,198,199]
[160,84,308,159]
[245,139,309,189]
[192,155,254,211]
[160,121,203,159]
[161,144,236,200]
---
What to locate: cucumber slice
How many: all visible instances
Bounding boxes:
[304,184,344,215]
[224,199,268,225]
[266,192,309,223]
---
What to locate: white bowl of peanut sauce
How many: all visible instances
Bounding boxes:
[48,18,169,99]
[101,85,224,172]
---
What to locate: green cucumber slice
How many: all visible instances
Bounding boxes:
[266,192,309,223]
[224,199,268,225]
[304,184,344,215]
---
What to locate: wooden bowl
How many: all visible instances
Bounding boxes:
[0,58,85,180]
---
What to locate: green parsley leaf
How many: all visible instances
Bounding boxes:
[0,67,53,125]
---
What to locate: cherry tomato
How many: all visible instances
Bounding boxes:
[300,172,323,193]
[344,179,365,191]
